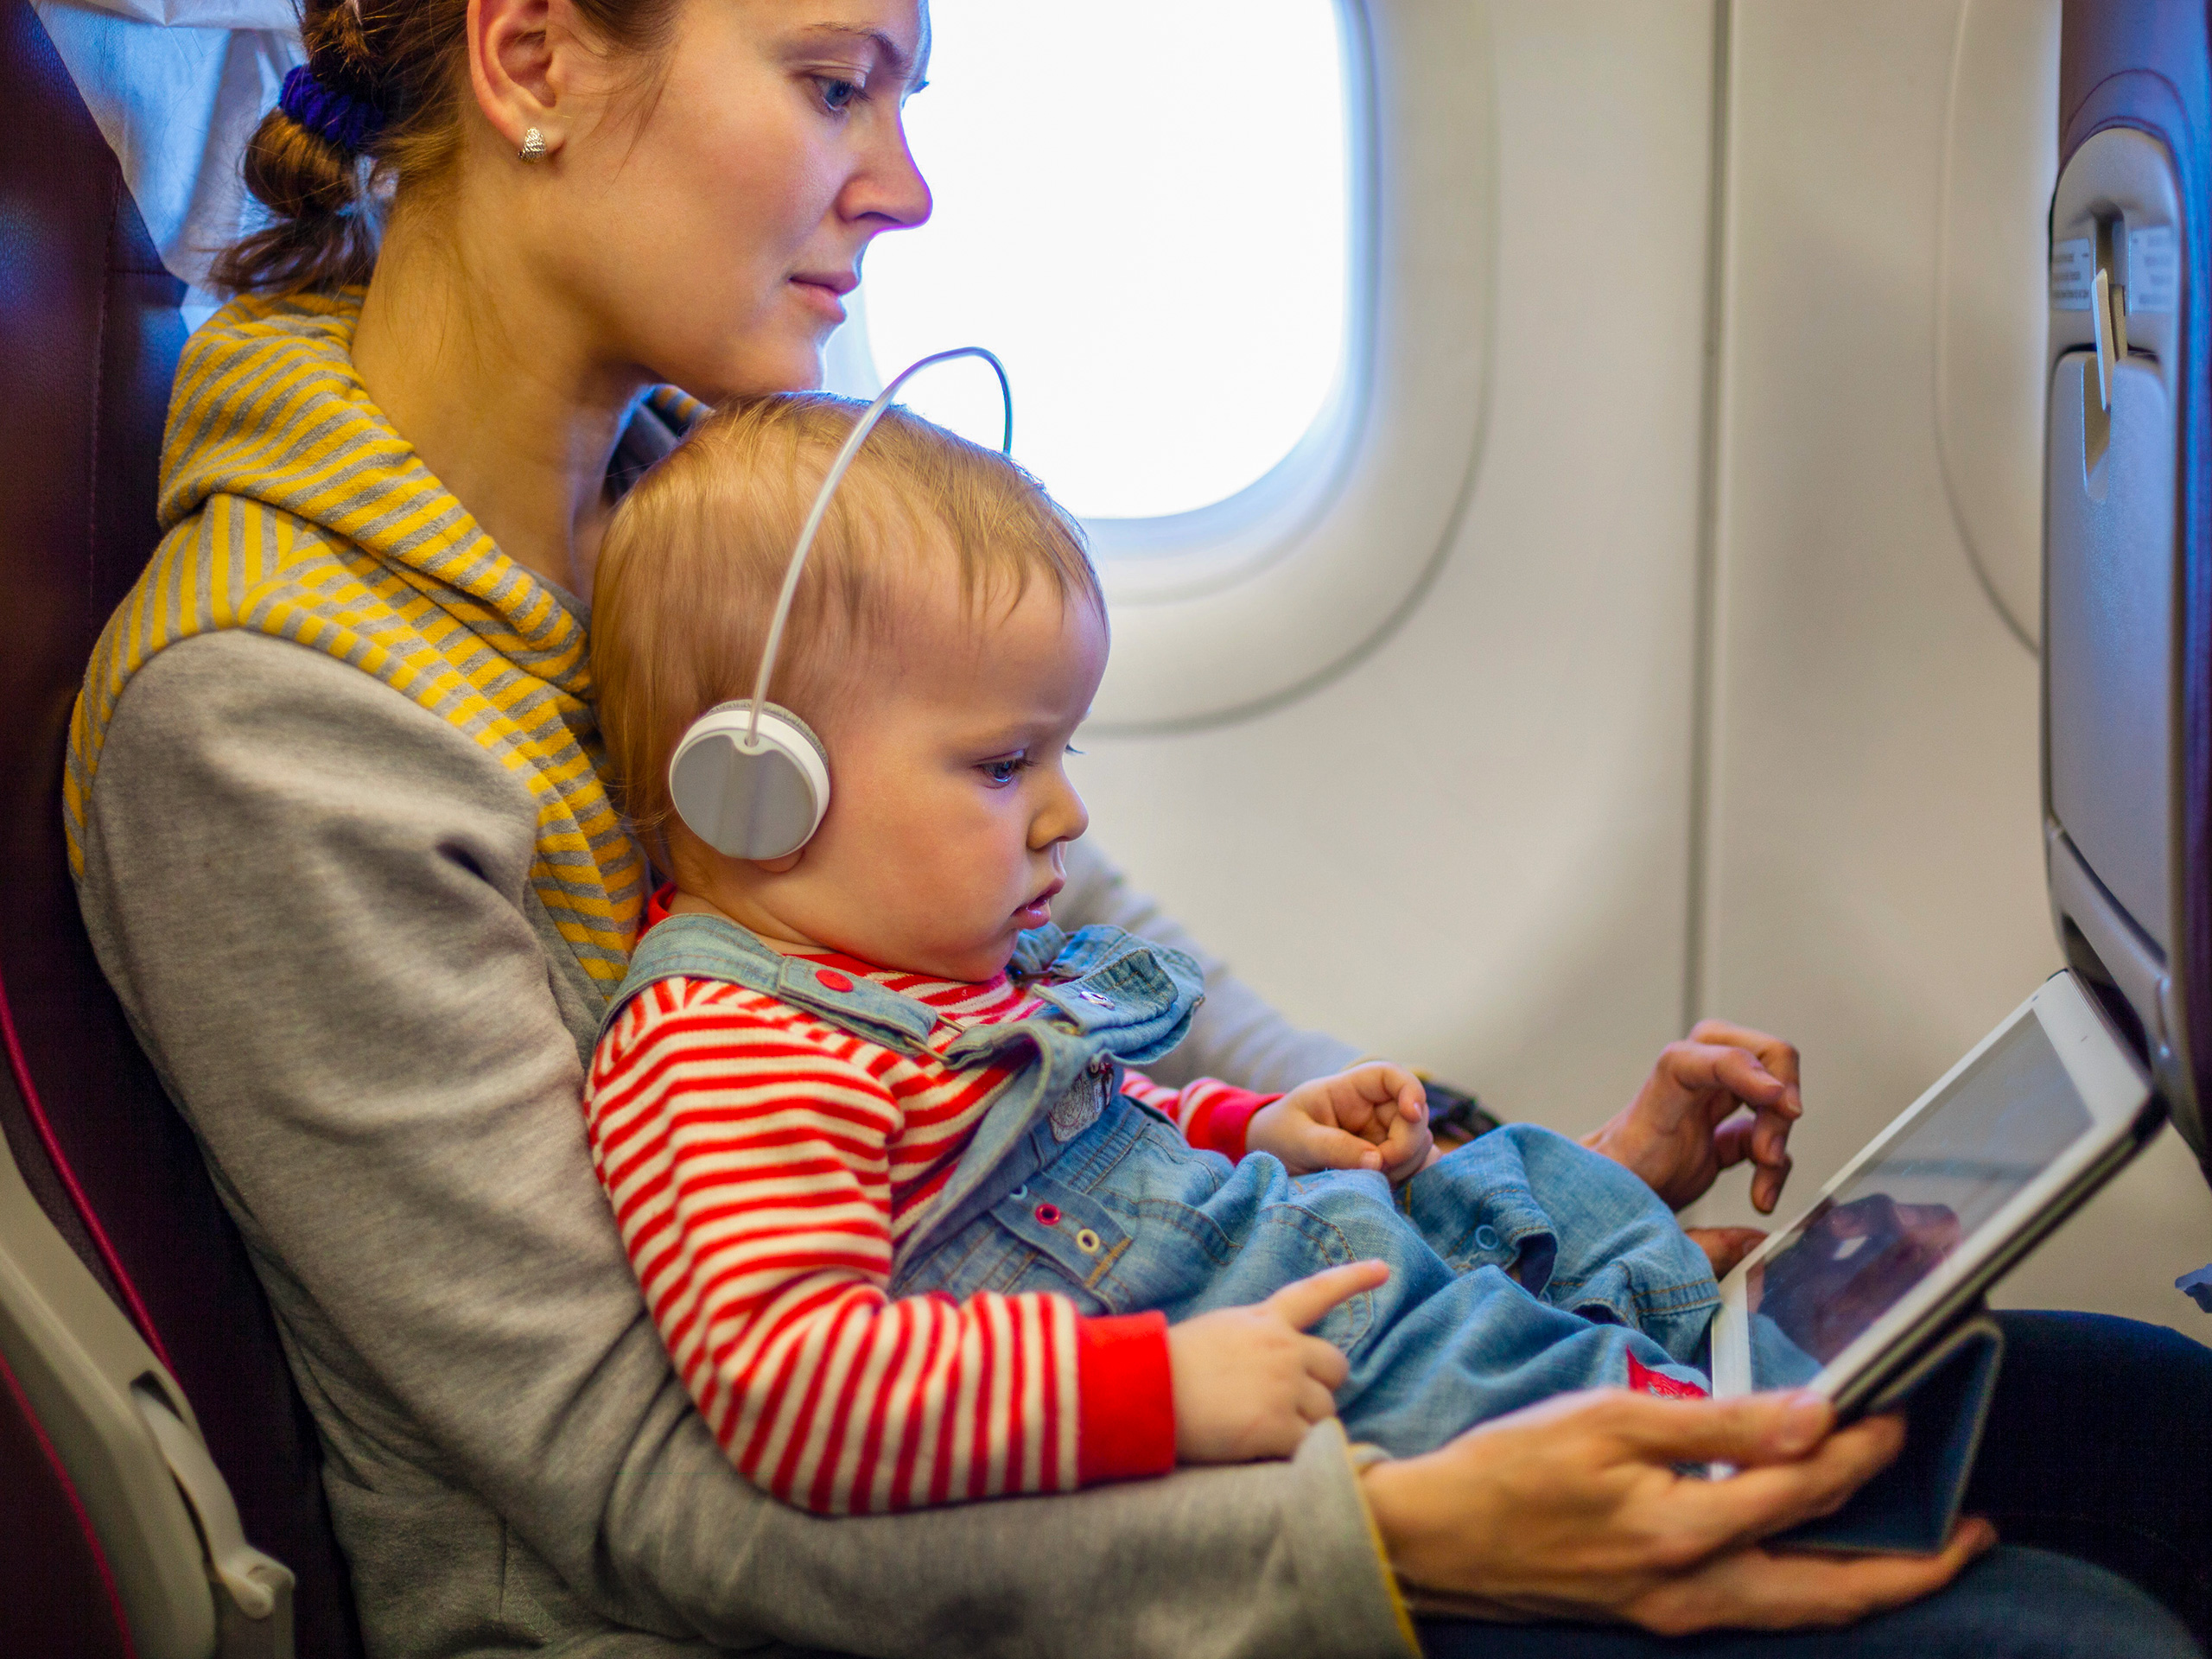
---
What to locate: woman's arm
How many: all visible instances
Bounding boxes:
[1058,840,1359,1091]
[79,632,1413,1659]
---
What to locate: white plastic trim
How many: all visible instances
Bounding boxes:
[1087,0,1495,733]
[133,1382,293,1624]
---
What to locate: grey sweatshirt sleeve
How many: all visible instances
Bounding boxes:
[77,632,1411,1659]
[1058,839,1361,1093]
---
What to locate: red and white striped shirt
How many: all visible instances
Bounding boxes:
[583,938,1272,1516]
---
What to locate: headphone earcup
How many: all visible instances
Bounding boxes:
[667,701,831,861]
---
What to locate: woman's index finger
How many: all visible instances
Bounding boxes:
[1689,1020,1802,1085]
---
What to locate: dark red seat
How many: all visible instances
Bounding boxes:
[0,2,363,1652]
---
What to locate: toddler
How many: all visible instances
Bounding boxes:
[585,397,1790,1516]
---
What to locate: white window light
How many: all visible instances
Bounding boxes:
[837,0,1351,526]
[829,3,1495,733]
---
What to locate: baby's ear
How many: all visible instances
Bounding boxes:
[753,849,804,875]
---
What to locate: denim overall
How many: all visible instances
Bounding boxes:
[606,914,1719,1457]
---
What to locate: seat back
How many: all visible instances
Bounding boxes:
[2048,0,2212,1177]
[0,3,363,1652]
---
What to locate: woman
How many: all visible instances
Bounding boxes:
[67,0,2208,1655]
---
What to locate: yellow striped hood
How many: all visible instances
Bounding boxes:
[67,289,659,995]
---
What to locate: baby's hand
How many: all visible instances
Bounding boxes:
[1585,1020,1803,1212]
[1167,1261,1389,1462]
[1249,1064,1433,1185]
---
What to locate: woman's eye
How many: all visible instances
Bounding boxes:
[816,77,861,113]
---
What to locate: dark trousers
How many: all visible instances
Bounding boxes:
[1419,1312,2212,1659]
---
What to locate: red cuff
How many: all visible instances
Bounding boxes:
[1075,1312,1176,1484]
[1183,1085,1277,1160]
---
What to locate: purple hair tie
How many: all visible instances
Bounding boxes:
[279,61,386,156]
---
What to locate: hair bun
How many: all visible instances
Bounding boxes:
[276,62,388,158]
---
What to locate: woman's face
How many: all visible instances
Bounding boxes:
[548,0,932,397]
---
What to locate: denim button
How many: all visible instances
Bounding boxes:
[1077,988,1115,1008]
[1474,1224,1502,1251]
[1009,1185,1028,1202]
[815,967,854,993]
[1074,1228,1102,1255]
[1035,1203,1062,1227]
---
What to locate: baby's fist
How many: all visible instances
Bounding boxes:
[1249,1064,1433,1185]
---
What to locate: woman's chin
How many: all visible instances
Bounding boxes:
[670,334,829,402]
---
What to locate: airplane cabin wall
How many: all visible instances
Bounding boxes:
[1078,0,1716,1152]
[1690,0,2212,1332]
[1076,0,2212,1334]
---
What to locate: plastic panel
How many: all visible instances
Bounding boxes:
[0,1120,216,1659]
[2042,118,2203,1160]
[2047,349,2175,957]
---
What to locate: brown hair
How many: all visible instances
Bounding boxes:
[213,0,678,296]
[593,395,1104,855]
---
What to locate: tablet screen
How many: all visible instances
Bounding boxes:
[1743,1013,2092,1390]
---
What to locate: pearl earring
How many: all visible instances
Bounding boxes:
[518,127,547,162]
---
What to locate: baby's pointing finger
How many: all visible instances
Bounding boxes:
[1263,1259,1391,1330]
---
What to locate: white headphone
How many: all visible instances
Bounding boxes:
[665,347,1015,861]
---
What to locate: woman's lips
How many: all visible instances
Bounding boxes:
[789,271,855,324]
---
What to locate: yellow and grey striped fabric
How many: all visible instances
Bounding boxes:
[67,289,695,996]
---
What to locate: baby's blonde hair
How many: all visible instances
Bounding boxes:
[593,394,1103,855]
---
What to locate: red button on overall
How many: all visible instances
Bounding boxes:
[815,968,855,993]
[1034,1203,1062,1227]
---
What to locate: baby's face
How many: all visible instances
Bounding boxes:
[755,569,1109,981]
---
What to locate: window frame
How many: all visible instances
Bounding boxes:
[834,0,1496,734]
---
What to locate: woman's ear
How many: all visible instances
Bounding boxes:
[467,0,590,157]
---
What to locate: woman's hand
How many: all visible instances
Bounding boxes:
[1584,1021,1803,1212]
[1248,1064,1433,1185]
[1167,1260,1389,1462]
[1361,1388,1994,1633]
[1683,1226,1770,1279]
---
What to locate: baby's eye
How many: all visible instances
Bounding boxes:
[978,753,1027,787]
[815,77,861,114]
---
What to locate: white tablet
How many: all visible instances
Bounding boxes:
[1708,970,2159,1416]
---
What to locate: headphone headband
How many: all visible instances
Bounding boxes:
[667,349,1015,861]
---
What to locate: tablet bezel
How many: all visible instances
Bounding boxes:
[1708,970,2156,1410]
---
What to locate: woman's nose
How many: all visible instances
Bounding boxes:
[845,113,933,232]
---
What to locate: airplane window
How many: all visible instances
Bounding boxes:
[837,0,1353,524]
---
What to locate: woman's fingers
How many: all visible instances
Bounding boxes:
[1683,1226,1768,1278]
[1682,1415,1911,1547]
[1624,1519,1995,1637]
[1748,1145,1795,1212]
[1599,1389,1830,1463]
[1263,1258,1390,1331]
[1713,1110,1796,1212]
[1690,1020,1802,1086]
